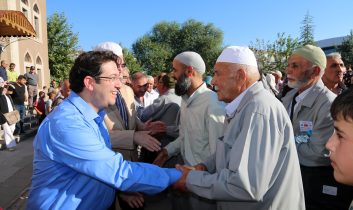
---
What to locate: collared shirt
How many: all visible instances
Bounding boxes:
[165,83,225,166]
[288,85,314,116]
[144,89,159,107]
[24,72,38,86]
[225,82,257,116]
[7,70,18,82]
[27,92,181,210]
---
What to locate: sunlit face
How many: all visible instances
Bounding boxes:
[121,68,130,85]
[172,59,191,96]
[9,64,15,70]
[92,61,121,110]
[326,117,353,185]
[146,79,154,93]
[132,77,147,97]
[286,54,314,89]
[324,57,346,84]
[212,62,242,103]
[116,56,126,74]
[18,78,27,85]
[1,61,8,68]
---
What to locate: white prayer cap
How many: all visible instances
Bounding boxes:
[174,51,206,74]
[93,42,123,56]
[216,46,258,68]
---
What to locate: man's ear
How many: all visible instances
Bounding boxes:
[312,66,322,77]
[186,66,194,77]
[83,76,95,92]
[237,68,246,81]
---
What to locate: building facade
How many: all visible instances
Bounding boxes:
[0,0,49,88]
[317,36,347,54]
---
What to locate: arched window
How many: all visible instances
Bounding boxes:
[25,53,32,63]
[36,56,42,65]
[33,4,39,14]
[21,0,28,5]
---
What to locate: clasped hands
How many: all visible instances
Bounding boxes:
[172,163,207,193]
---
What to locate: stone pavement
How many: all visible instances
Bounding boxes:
[0,130,36,210]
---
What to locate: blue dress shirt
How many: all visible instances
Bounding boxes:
[27,92,181,210]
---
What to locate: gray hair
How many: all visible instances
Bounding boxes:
[131,72,147,82]
[326,52,342,59]
[146,75,154,82]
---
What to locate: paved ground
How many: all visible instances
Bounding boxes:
[0,134,35,210]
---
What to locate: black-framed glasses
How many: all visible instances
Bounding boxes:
[94,75,122,83]
[117,63,126,68]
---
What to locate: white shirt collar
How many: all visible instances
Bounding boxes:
[225,82,257,116]
[295,85,314,104]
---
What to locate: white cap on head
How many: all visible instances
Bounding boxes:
[216,46,258,68]
[93,41,123,56]
[174,51,206,74]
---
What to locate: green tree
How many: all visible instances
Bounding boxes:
[47,13,79,81]
[337,30,353,68]
[299,12,316,46]
[122,47,142,74]
[250,33,299,74]
[132,19,223,75]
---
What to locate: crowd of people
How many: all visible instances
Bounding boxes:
[1,41,353,210]
[0,61,71,151]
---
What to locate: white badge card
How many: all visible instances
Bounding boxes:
[299,121,313,132]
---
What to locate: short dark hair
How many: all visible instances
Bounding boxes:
[30,66,35,70]
[331,89,353,122]
[10,63,15,67]
[160,74,176,89]
[69,51,118,93]
[18,75,26,80]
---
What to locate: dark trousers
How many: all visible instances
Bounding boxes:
[14,104,25,134]
[301,165,353,210]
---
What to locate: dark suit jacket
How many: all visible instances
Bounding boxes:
[0,90,16,124]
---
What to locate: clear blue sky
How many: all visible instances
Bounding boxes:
[47,0,353,51]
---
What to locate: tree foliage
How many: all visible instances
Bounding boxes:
[299,12,316,46]
[123,47,142,74]
[337,30,353,68]
[132,19,223,75]
[47,13,78,81]
[250,33,299,75]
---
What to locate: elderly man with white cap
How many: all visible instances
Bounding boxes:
[173,46,305,210]
[153,51,225,210]
[282,44,353,210]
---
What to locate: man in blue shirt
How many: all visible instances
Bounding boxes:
[27,51,181,210]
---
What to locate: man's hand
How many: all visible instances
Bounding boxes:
[153,148,169,167]
[194,163,207,171]
[173,164,192,193]
[118,192,144,208]
[144,119,166,135]
[134,131,161,152]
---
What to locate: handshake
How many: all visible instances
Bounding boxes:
[153,148,207,192]
[172,163,208,193]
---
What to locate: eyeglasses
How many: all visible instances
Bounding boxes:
[117,63,126,68]
[95,75,122,83]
